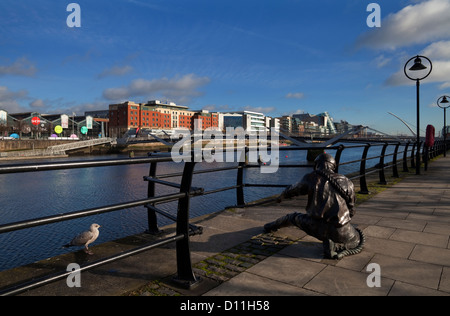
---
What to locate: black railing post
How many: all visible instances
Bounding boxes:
[378,142,388,185]
[173,160,201,289]
[435,140,440,156]
[435,140,441,157]
[437,140,442,157]
[392,142,400,178]
[429,141,435,159]
[334,145,344,173]
[403,142,410,172]
[445,139,448,156]
[146,161,160,234]
[424,145,429,171]
[359,143,371,194]
[236,147,247,206]
[417,141,423,172]
[411,142,416,169]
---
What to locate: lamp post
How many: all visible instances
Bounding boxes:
[404,55,433,175]
[437,96,450,157]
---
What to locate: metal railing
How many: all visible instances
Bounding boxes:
[0,156,201,295]
[0,138,448,295]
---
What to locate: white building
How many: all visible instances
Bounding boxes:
[219,111,267,132]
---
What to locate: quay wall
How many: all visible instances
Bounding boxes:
[0,140,77,152]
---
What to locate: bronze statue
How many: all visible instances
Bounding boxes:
[264,153,365,259]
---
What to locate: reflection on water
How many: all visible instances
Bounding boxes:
[0,144,398,271]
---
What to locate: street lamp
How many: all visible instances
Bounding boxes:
[437,95,450,157]
[404,55,433,175]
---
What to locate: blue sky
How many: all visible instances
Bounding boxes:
[1,0,450,135]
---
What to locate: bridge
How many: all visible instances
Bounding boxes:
[0,138,116,159]
[46,137,115,155]
[117,126,419,149]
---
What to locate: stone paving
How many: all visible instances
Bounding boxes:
[4,156,450,296]
[201,156,450,296]
[124,156,450,296]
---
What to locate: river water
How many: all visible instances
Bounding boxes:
[0,144,399,272]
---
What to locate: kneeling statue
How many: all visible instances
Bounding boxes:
[264,153,365,260]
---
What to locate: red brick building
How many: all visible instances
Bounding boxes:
[108,100,219,137]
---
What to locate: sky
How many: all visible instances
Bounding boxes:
[1,0,450,135]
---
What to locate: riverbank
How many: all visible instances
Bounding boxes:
[0,139,77,152]
[0,140,170,161]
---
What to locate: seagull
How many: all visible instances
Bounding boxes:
[63,223,101,255]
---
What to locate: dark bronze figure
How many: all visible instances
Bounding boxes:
[264,153,365,259]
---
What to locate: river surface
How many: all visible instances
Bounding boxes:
[0,144,400,272]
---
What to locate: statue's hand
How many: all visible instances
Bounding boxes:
[276,192,285,203]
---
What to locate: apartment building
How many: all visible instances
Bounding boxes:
[219,111,268,132]
[280,112,337,136]
[108,100,219,137]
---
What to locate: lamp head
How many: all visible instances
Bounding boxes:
[409,56,427,71]
[440,96,449,104]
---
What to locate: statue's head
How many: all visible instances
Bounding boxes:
[314,153,336,172]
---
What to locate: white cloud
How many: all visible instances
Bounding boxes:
[421,40,450,59]
[97,65,133,79]
[0,57,37,77]
[385,41,450,87]
[285,92,305,99]
[35,99,109,116]
[63,101,109,116]
[385,61,450,87]
[29,99,46,108]
[374,55,391,68]
[202,104,232,112]
[243,105,276,114]
[0,86,27,100]
[438,82,450,89]
[430,61,450,88]
[280,109,306,116]
[356,0,450,50]
[102,74,211,104]
[0,86,29,112]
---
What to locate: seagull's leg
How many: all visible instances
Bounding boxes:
[84,245,94,255]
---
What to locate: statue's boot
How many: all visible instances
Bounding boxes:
[323,227,365,260]
[263,213,298,233]
[323,239,338,259]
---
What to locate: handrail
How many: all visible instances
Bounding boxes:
[0,192,186,234]
[0,156,172,174]
[0,138,448,295]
